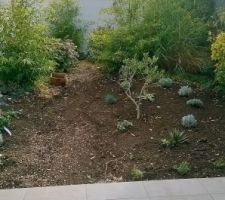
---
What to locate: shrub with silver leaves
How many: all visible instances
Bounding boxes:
[186,99,204,108]
[181,114,197,128]
[159,78,173,88]
[178,86,193,97]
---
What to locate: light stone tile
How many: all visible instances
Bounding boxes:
[143,179,207,197]
[23,185,86,200]
[87,182,148,200]
[0,188,27,200]
[198,178,225,194]
[149,195,213,200]
[211,194,225,200]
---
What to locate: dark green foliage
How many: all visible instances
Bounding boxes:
[0,110,20,131]
[47,0,84,49]
[0,0,54,88]
[186,99,204,108]
[50,39,79,72]
[104,94,117,105]
[213,160,225,170]
[91,0,209,74]
[174,161,191,175]
[161,129,189,148]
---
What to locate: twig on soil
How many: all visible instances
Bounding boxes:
[104,154,126,179]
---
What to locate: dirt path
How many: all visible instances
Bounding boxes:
[1,61,225,189]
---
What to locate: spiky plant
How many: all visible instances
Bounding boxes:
[186,99,204,108]
[159,78,173,88]
[174,161,191,176]
[104,94,117,105]
[117,120,133,132]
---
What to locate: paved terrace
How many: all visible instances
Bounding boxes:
[1,177,225,200]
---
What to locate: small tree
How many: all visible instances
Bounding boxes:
[119,54,163,119]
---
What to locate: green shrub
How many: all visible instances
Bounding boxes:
[186,99,204,108]
[130,166,144,180]
[159,78,173,88]
[174,161,191,175]
[117,120,133,132]
[161,129,189,148]
[50,39,79,72]
[104,94,117,105]
[211,32,225,86]
[178,86,193,97]
[92,0,209,73]
[0,0,54,88]
[213,159,225,170]
[181,114,197,128]
[0,110,20,132]
[47,0,84,49]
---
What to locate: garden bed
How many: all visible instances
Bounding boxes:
[0,61,225,188]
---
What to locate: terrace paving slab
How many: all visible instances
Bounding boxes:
[0,177,225,200]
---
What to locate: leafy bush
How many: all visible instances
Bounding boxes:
[161,129,189,148]
[117,120,133,132]
[181,114,197,128]
[50,39,79,72]
[186,99,204,108]
[91,0,209,73]
[130,166,144,180]
[0,110,20,132]
[47,0,84,49]
[119,54,163,119]
[174,161,191,175]
[104,94,117,105]
[178,86,193,97]
[213,159,225,170]
[211,32,225,86]
[159,78,173,88]
[0,0,54,88]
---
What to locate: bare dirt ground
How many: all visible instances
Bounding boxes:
[0,61,225,189]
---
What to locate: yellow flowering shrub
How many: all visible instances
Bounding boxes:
[211,32,225,85]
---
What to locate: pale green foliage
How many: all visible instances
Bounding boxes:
[0,110,21,132]
[174,161,191,175]
[178,86,193,97]
[213,159,225,170]
[186,99,204,108]
[117,120,133,132]
[0,0,55,87]
[47,0,84,49]
[104,94,117,105]
[159,78,173,88]
[119,54,163,119]
[130,166,144,180]
[181,114,197,128]
[161,129,189,148]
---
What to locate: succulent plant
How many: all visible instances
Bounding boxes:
[174,161,191,176]
[178,86,193,97]
[186,99,204,108]
[130,166,144,180]
[161,129,189,148]
[117,120,133,132]
[104,94,117,105]
[181,114,197,128]
[159,78,173,88]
